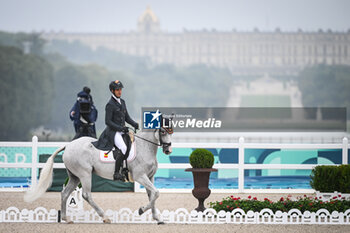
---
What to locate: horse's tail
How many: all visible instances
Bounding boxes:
[24,146,66,203]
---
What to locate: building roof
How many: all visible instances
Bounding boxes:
[138,6,158,23]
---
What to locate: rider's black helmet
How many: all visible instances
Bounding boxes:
[109,80,124,92]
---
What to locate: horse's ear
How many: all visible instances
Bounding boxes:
[154,130,160,140]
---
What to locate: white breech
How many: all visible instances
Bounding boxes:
[114,132,135,157]
[114,132,127,154]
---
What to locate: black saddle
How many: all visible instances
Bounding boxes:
[122,133,132,159]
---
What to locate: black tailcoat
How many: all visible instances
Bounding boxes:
[92,97,137,150]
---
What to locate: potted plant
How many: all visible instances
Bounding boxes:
[185,148,218,212]
[311,165,350,201]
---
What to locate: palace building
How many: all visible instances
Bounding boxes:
[42,6,350,75]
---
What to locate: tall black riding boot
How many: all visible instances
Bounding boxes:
[113,151,125,181]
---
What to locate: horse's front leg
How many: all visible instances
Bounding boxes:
[146,176,164,224]
[137,174,163,224]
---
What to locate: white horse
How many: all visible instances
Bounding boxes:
[24,128,173,224]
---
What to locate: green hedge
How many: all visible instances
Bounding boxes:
[310,165,350,193]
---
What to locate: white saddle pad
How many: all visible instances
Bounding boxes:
[99,143,136,163]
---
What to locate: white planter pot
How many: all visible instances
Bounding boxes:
[315,191,350,201]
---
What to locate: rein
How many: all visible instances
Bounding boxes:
[134,128,172,147]
[134,134,161,146]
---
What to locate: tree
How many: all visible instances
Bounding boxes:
[297,64,350,119]
[44,39,234,117]
[0,31,45,55]
[0,46,54,140]
[49,63,133,135]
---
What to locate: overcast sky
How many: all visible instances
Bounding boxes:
[0,0,349,33]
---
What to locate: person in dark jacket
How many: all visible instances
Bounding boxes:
[92,80,139,181]
[70,87,98,139]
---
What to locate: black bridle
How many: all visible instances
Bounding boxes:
[134,128,172,148]
[158,128,172,148]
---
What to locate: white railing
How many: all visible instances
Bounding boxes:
[0,136,349,193]
[0,137,66,191]
[135,137,349,193]
[2,206,350,224]
[172,132,350,144]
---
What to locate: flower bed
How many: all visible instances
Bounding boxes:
[209,194,350,213]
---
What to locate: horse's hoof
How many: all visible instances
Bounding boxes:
[157,221,165,225]
[62,217,74,224]
[138,208,144,215]
[103,218,111,224]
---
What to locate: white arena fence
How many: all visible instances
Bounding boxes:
[0,134,349,193]
[1,206,350,224]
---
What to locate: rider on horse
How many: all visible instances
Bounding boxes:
[92,80,139,181]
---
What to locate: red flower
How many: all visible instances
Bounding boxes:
[309,203,313,206]
[330,201,334,204]
[248,195,251,199]
[264,198,268,201]
[230,207,234,210]
[219,202,223,205]
[315,197,318,200]
[299,205,303,207]
[237,197,241,200]
[280,197,284,201]
[333,196,337,199]
[319,196,322,199]
[227,205,230,208]
[338,194,341,197]
[320,201,323,204]
[304,195,307,197]
[253,197,257,200]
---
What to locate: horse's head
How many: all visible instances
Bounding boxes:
[159,127,173,155]
[155,117,173,155]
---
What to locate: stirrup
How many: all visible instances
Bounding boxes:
[122,168,130,182]
[113,172,125,182]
